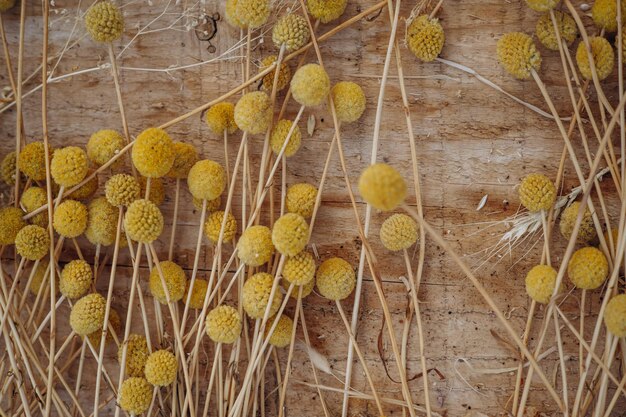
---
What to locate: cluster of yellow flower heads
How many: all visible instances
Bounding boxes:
[525,264,558,304]
[0,207,27,245]
[242,272,283,318]
[291,64,331,107]
[87,129,124,167]
[576,36,615,81]
[1,151,16,185]
[20,186,49,226]
[15,225,49,260]
[132,128,175,178]
[149,261,187,304]
[119,334,149,377]
[535,11,577,51]
[591,0,626,32]
[379,213,418,251]
[188,159,226,201]
[184,278,208,309]
[234,91,273,134]
[85,197,118,246]
[332,81,366,123]
[316,257,355,301]
[105,173,140,207]
[70,293,107,336]
[260,55,292,92]
[358,163,407,211]
[50,146,89,188]
[306,0,347,23]
[85,1,124,43]
[272,213,310,256]
[496,32,541,80]
[206,102,238,136]
[559,201,597,244]
[53,200,88,238]
[283,251,316,285]
[604,294,626,337]
[518,173,556,212]
[286,183,317,218]
[205,305,242,343]
[167,142,199,179]
[119,377,152,415]
[204,211,237,243]
[406,15,445,62]
[60,260,93,299]
[18,141,52,181]
[124,199,163,243]
[567,247,608,290]
[237,225,275,266]
[144,350,177,386]
[265,314,293,347]
[270,119,302,157]
[273,14,310,51]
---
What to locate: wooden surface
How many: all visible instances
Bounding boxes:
[0,0,624,416]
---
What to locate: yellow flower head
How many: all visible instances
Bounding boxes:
[559,201,597,244]
[286,183,317,218]
[567,247,608,290]
[242,272,283,318]
[204,210,237,243]
[67,172,99,200]
[86,129,124,167]
[205,305,242,344]
[235,0,270,28]
[149,261,186,304]
[291,63,330,107]
[592,0,626,32]
[604,294,626,337]
[119,334,149,377]
[316,257,355,300]
[87,308,121,349]
[406,15,445,62]
[0,0,16,12]
[15,225,49,261]
[18,141,52,181]
[237,225,275,266]
[85,1,124,43]
[282,275,315,299]
[524,0,559,12]
[144,350,177,386]
[518,173,556,212]
[139,176,165,206]
[272,213,309,256]
[234,91,272,135]
[193,195,221,212]
[260,55,291,92]
[358,163,407,211]
[273,14,310,51]
[167,142,198,179]
[105,174,140,207]
[1,151,16,185]
[29,261,51,296]
[132,128,175,178]
[60,260,93,299]
[380,213,418,251]
[525,264,558,304]
[53,200,88,238]
[85,197,118,246]
[206,102,238,136]
[536,11,577,51]
[119,377,152,415]
[265,314,293,348]
[124,199,163,243]
[576,37,614,81]
[184,278,208,309]
[496,32,541,80]
[225,0,246,28]
[0,206,26,245]
[306,0,347,23]
[187,160,226,201]
[270,119,301,157]
[51,146,89,187]
[70,293,106,336]
[283,250,315,285]
[332,81,366,123]
[20,187,48,227]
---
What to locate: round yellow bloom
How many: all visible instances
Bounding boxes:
[270,119,301,157]
[282,275,315,299]
[187,160,226,201]
[70,293,106,336]
[203,211,237,243]
[51,146,88,187]
[184,278,208,309]
[225,0,245,28]
[0,0,16,13]
[18,141,51,181]
[291,64,330,107]
[15,225,49,260]
[206,102,238,136]
[60,259,93,299]
[20,187,48,227]
[524,0,559,12]
[273,14,310,51]
[53,200,88,238]
[406,15,445,62]
[603,228,620,249]
[260,55,291,92]
[119,377,152,415]
[67,172,98,200]
[132,128,175,178]
[283,250,315,285]
[592,0,626,32]
[124,199,163,243]
[265,314,293,348]
[559,202,597,244]
[331,81,366,123]
[286,183,317,218]
[237,225,275,266]
[119,334,149,377]
[567,247,608,290]
[87,308,122,349]
[85,1,124,43]
[316,257,355,301]
[604,294,626,337]
[29,261,50,296]
[306,0,347,23]
[358,163,407,211]
[535,11,577,51]
[1,151,16,185]
[139,176,165,206]
[576,37,614,81]
[144,350,177,386]
[167,142,198,179]
[518,173,556,212]
[205,305,242,344]
[149,261,186,304]
[242,272,283,318]
[193,195,221,212]
[380,213,418,251]
[105,174,140,207]
[0,206,27,245]
[85,197,118,246]
[496,32,542,80]
[525,264,558,304]
[86,129,124,167]
[272,213,309,256]
[235,0,270,28]
[234,91,272,135]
